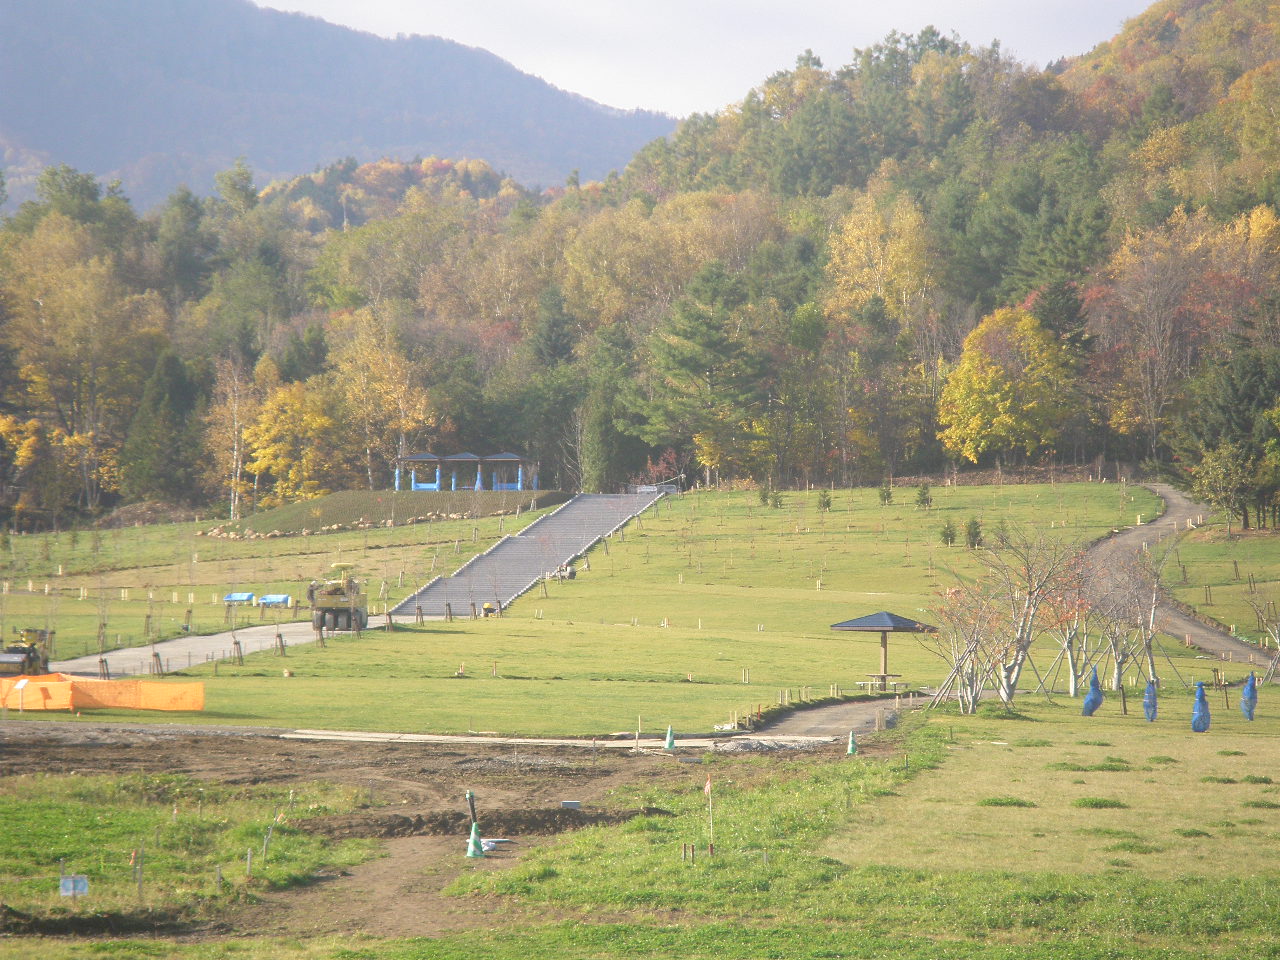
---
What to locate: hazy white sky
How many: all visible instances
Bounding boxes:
[257,1,1155,117]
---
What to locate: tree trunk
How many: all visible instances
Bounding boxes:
[1065,636,1079,698]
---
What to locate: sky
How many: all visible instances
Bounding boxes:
[257,0,1156,117]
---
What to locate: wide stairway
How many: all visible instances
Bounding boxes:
[390,492,662,618]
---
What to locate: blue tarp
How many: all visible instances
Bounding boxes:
[223,592,255,604]
[1191,681,1211,732]
[1143,680,1158,722]
[259,594,292,607]
[1241,672,1258,721]
[1082,666,1104,716]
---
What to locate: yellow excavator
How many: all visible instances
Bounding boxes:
[306,563,368,631]
[0,628,52,676]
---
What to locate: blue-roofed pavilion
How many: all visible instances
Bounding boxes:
[395,452,539,492]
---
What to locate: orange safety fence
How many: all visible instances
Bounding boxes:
[0,675,72,711]
[0,674,204,712]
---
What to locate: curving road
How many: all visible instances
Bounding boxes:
[1093,483,1262,664]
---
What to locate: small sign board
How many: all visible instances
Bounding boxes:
[59,874,88,897]
[14,678,29,690]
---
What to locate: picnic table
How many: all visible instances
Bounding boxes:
[863,673,906,693]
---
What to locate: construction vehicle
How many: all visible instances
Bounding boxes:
[0,628,52,676]
[306,563,368,631]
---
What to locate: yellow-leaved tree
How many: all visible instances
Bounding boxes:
[3,212,165,511]
[242,377,358,506]
[938,308,1079,464]
[825,186,932,326]
[328,307,436,489]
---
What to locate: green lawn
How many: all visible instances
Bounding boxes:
[7,482,1209,737]
[6,704,1280,959]
[10,482,1280,958]
[0,773,373,919]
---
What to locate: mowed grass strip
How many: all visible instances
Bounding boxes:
[0,926,1261,960]
[826,701,1280,878]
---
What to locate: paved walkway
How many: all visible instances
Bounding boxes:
[52,620,324,678]
[390,492,661,617]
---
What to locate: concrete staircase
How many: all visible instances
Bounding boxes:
[390,492,661,618]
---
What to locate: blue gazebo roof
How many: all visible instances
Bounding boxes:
[831,611,936,633]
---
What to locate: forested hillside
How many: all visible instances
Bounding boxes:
[0,0,673,208]
[1,0,1279,531]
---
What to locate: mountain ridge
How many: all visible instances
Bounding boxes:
[0,0,675,209]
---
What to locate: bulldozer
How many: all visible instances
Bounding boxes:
[306,563,368,632]
[0,628,52,676]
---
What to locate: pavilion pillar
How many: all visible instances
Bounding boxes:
[516,464,524,490]
[880,630,889,688]
[395,466,402,491]
[451,469,457,491]
[434,465,441,489]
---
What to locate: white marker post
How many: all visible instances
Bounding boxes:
[705,774,714,848]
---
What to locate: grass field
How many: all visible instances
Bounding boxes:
[5,481,1280,958]
[442,706,1280,958]
[0,773,373,919]
[4,704,1280,959]
[6,481,1223,738]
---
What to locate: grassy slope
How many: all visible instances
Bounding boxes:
[12,482,1208,736]
[1170,520,1280,658]
[6,484,1280,958]
[0,493,558,661]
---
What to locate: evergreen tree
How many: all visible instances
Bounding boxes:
[529,285,577,367]
[579,327,647,493]
[629,264,763,483]
[120,351,205,503]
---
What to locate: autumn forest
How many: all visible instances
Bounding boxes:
[2,0,1279,530]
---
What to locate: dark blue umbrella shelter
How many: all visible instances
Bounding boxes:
[1241,673,1258,721]
[1082,666,1104,716]
[830,611,936,691]
[1192,681,1211,732]
[1142,680,1158,722]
